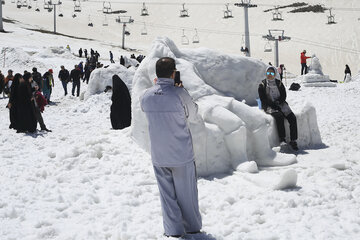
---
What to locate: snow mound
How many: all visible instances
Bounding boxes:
[0,47,47,72]
[273,169,298,190]
[297,55,336,87]
[132,37,304,177]
[36,46,77,59]
[84,64,135,99]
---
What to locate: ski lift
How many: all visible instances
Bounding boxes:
[103,1,111,14]
[327,8,336,24]
[264,41,272,52]
[16,0,21,8]
[240,35,248,53]
[74,0,81,12]
[21,0,27,7]
[223,3,233,19]
[88,15,94,27]
[102,14,108,26]
[124,26,130,36]
[181,29,189,45]
[180,3,189,17]
[192,28,199,43]
[272,7,283,21]
[72,12,77,18]
[58,5,63,17]
[43,0,49,9]
[28,0,32,9]
[141,2,148,16]
[141,22,147,35]
[35,1,39,11]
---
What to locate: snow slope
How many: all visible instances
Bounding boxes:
[3,0,360,81]
[1,10,360,240]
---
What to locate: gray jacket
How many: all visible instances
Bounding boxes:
[141,78,198,167]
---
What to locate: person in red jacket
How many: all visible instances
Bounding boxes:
[301,50,311,75]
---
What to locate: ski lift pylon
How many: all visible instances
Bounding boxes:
[141,2,149,16]
[180,3,189,17]
[181,29,189,45]
[192,28,199,43]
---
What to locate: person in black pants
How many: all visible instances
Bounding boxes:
[70,65,82,97]
[258,66,298,151]
[58,65,70,96]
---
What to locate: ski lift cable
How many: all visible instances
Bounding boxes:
[291,38,360,54]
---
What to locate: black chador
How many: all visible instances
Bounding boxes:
[110,75,131,130]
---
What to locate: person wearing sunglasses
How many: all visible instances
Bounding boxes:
[258,66,299,151]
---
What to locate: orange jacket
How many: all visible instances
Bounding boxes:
[301,52,311,64]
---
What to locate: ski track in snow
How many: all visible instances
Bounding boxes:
[1,29,360,240]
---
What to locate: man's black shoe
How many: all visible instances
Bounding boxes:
[164,233,183,238]
[41,128,52,132]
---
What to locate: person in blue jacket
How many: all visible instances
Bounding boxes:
[140,57,202,238]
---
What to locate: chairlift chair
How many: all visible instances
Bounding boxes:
[16,0,21,8]
[43,0,49,9]
[223,4,233,19]
[141,2,148,16]
[102,15,108,26]
[180,3,189,17]
[88,15,94,27]
[327,9,336,24]
[72,12,77,18]
[141,23,147,35]
[192,28,199,43]
[103,1,111,14]
[58,6,63,17]
[264,41,272,52]
[35,1,39,11]
[28,0,32,9]
[272,8,283,21]
[21,0,27,7]
[74,0,81,12]
[181,29,189,45]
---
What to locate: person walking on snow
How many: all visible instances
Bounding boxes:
[42,69,54,103]
[109,51,115,63]
[32,67,43,92]
[258,66,299,151]
[84,49,88,59]
[79,48,83,58]
[300,50,311,75]
[141,57,202,238]
[70,65,82,97]
[58,65,70,96]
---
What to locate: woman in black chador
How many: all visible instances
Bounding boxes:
[7,73,20,129]
[110,75,131,129]
[11,73,37,133]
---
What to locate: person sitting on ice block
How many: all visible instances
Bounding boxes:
[258,66,299,151]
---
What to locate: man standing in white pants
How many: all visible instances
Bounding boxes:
[141,57,202,238]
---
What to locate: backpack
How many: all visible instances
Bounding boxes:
[289,83,301,91]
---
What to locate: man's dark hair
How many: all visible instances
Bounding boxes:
[156,57,175,78]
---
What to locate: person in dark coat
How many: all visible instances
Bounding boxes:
[79,48,83,58]
[7,73,20,129]
[70,65,82,97]
[344,64,351,81]
[24,72,51,132]
[90,48,95,57]
[0,70,4,97]
[8,73,37,133]
[58,65,70,96]
[110,75,131,129]
[258,66,298,151]
[109,51,115,63]
[84,49,88,59]
[32,67,43,91]
[120,55,125,66]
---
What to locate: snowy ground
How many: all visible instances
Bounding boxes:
[1,19,360,240]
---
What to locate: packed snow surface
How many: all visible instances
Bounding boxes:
[1,15,360,240]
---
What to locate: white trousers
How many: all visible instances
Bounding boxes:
[153,161,202,236]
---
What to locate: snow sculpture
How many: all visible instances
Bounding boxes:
[301,54,336,87]
[84,64,135,99]
[131,37,322,177]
